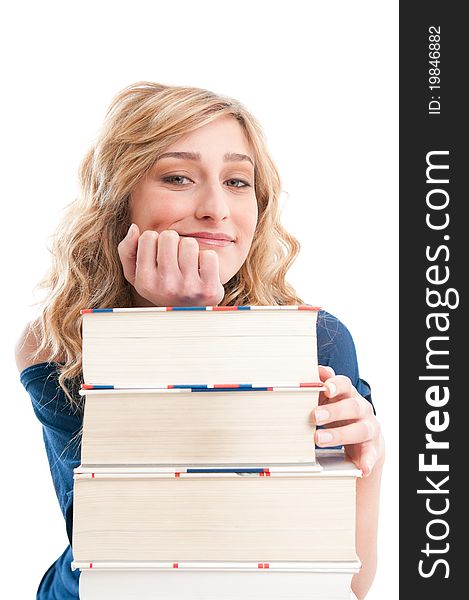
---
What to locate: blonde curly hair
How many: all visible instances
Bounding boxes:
[30,81,304,407]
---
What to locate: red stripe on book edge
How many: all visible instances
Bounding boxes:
[264,563,270,568]
[258,563,263,569]
[298,305,321,310]
[91,473,95,478]
[175,472,181,478]
[213,384,240,388]
[267,387,273,391]
[89,563,93,569]
[299,382,324,387]
[166,307,173,311]
[80,309,93,314]
[167,385,175,389]
[81,384,95,390]
[173,563,178,568]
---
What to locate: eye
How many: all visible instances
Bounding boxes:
[162,175,192,185]
[225,178,250,188]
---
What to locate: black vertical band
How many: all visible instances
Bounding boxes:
[400,2,465,596]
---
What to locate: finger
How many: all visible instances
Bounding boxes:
[198,250,220,285]
[117,223,140,285]
[178,236,201,280]
[156,230,181,276]
[315,418,377,448]
[353,441,381,477]
[360,433,385,477]
[311,394,373,426]
[322,374,355,402]
[360,450,376,478]
[135,230,159,287]
[318,365,335,382]
[317,367,336,406]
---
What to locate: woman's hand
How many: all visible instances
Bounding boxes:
[311,366,385,477]
[117,224,225,307]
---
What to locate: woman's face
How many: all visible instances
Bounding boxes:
[129,116,258,284]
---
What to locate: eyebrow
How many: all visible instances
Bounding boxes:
[157,151,254,167]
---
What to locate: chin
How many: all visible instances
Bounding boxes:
[220,268,241,286]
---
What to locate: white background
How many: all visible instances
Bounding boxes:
[1,1,398,598]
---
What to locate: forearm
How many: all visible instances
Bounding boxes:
[351,455,384,599]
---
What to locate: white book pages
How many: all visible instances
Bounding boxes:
[78,569,356,599]
[81,307,320,388]
[80,387,321,465]
[72,474,357,562]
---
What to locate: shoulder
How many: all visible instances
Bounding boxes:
[316,310,356,350]
[316,309,373,404]
[14,320,62,374]
[316,310,359,376]
[16,322,83,433]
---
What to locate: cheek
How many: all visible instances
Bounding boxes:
[129,191,183,230]
[128,188,153,225]
[241,202,259,239]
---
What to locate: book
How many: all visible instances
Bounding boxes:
[77,562,360,600]
[79,386,322,466]
[73,305,361,599]
[72,452,360,564]
[80,305,322,389]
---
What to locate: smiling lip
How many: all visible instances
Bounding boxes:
[179,232,235,247]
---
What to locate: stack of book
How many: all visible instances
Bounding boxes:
[71,306,361,599]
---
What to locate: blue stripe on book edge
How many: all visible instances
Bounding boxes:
[186,468,266,473]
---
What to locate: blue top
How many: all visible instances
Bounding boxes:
[19,310,372,600]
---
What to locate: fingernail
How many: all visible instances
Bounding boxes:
[317,431,333,444]
[314,409,329,423]
[326,381,336,397]
[126,223,135,238]
[361,462,372,477]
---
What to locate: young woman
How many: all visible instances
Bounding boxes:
[16,81,384,599]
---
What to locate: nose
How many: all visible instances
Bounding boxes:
[194,181,231,222]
